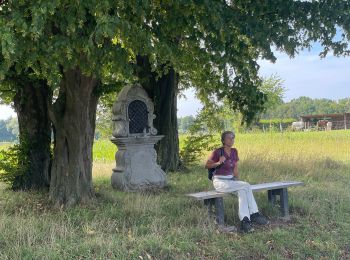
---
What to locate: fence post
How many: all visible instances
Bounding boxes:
[344,114,347,130]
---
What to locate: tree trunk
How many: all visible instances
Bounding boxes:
[49,68,98,207]
[13,80,52,190]
[136,56,180,172]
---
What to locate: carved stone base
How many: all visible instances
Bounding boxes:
[111,135,167,191]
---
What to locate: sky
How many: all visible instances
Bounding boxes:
[177,46,350,117]
[0,104,16,120]
[1,46,349,120]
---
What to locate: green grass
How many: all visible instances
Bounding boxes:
[1,131,350,259]
[93,138,117,162]
[0,142,12,151]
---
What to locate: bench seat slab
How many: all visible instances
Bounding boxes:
[187,181,303,224]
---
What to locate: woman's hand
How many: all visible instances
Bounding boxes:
[218,156,226,165]
[205,151,226,169]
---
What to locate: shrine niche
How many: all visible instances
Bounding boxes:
[110,84,166,191]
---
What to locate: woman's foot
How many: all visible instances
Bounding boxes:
[240,217,254,233]
[250,212,269,225]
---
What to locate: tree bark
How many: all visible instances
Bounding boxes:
[136,56,180,172]
[13,80,52,190]
[49,68,98,207]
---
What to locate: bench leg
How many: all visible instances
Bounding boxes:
[279,188,290,220]
[267,188,290,220]
[268,190,277,205]
[204,198,215,221]
[215,197,225,225]
[204,198,225,226]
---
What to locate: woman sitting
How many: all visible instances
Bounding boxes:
[205,130,269,233]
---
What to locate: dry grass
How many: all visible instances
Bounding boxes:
[0,130,350,259]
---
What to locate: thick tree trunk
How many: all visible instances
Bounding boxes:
[136,56,180,172]
[49,68,98,207]
[13,81,52,190]
[152,68,180,172]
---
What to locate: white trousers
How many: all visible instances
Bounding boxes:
[212,177,259,221]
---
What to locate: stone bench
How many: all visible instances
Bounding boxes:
[186,181,304,225]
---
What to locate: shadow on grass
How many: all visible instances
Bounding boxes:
[0,155,349,259]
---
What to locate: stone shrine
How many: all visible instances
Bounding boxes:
[110,84,167,191]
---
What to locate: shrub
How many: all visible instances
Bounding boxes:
[0,143,30,190]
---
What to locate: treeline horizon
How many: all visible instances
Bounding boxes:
[2,96,350,141]
[178,96,350,133]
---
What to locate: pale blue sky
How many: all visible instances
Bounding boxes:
[177,48,350,117]
[1,48,349,119]
[0,105,16,120]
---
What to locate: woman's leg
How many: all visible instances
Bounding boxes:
[237,189,251,220]
[234,181,269,225]
[213,179,259,220]
[238,182,259,215]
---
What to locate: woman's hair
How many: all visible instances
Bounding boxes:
[221,130,235,144]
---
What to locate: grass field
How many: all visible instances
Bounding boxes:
[1,130,350,259]
[0,142,12,151]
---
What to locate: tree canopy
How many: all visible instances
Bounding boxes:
[1,1,349,123]
[1,0,350,205]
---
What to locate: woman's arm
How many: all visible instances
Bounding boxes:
[233,162,239,179]
[205,159,222,169]
[205,151,226,169]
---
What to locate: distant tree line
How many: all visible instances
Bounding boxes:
[178,96,350,133]
[178,116,195,134]
[260,96,350,120]
[5,96,350,140]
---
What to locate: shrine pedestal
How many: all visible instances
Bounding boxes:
[111,135,167,191]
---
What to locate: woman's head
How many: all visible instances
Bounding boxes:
[221,130,235,147]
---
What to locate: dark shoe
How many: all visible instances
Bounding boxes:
[240,216,254,233]
[250,212,269,225]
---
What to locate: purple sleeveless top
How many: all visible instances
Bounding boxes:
[209,147,239,176]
